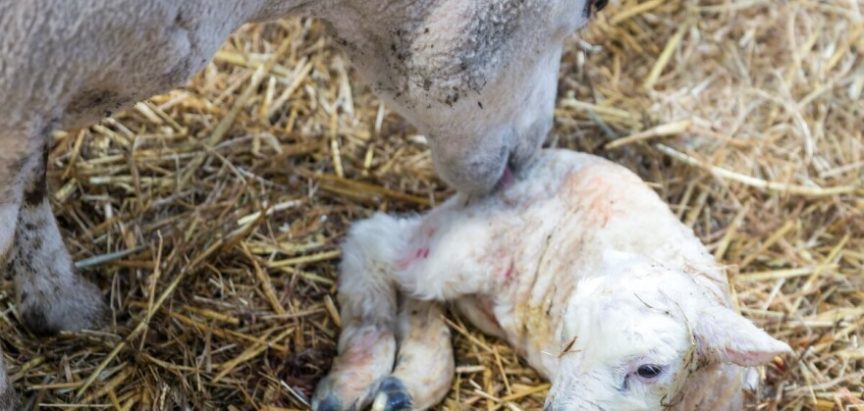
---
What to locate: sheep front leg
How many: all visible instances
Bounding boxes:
[5,143,107,335]
[0,132,42,409]
[0,133,34,269]
[0,353,16,411]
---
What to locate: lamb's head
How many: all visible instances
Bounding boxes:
[320,0,602,193]
[545,254,791,411]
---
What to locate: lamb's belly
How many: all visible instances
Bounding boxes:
[453,296,506,338]
[466,223,575,378]
[455,294,558,379]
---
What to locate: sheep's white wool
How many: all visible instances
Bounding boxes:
[317,149,791,411]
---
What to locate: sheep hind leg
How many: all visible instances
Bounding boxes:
[6,143,107,335]
[371,298,454,411]
[0,131,42,410]
[0,353,16,411]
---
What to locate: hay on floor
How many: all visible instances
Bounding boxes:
[3,0,862,409]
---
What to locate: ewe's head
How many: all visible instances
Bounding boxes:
[324,0,602,194]
[546,253,790,411]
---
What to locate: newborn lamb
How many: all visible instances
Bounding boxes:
[313,149,791,411]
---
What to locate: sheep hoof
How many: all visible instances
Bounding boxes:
[371,377,412,411]
[0,385,18,411]
[19,278,108,336]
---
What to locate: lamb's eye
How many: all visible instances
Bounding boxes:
[636,364,664,379]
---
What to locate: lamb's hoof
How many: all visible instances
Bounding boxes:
[371,377,412,411]
[19,278,108,336]
[311,377,356,411]
[311,394,344,411]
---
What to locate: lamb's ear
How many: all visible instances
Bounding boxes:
[694,305,792,367]
[599,249,646,270]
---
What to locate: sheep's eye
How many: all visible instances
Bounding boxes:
[636,364,664,379]
[594,0,609,12]
[584,0,609,17]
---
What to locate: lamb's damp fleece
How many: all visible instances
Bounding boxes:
[314,149,791,411]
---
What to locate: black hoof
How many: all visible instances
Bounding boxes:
[311,377,343,411]
[312,394,343,411]
[20,308,54,337]
[371,377,412,411]
[18,278,109,337]
[311,377,363,411]
[19,299,108,337]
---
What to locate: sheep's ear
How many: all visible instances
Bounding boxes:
[694,305,792,367]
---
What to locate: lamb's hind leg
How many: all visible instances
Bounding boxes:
[370,298,454,411]
[312,214,420,411]
[6,142,107,335]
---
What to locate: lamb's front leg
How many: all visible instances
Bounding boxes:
[312,214,418,411]
[332,208,498,323]
[314,211,486,411]
[370,298,454,411]
[392,206,502,301]
[6,145,107,335]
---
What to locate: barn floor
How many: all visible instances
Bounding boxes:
[4,0,862,410]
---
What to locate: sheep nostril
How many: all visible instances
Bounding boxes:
[495,165,514,190]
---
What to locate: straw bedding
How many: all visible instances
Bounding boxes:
[4,0,862,409]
